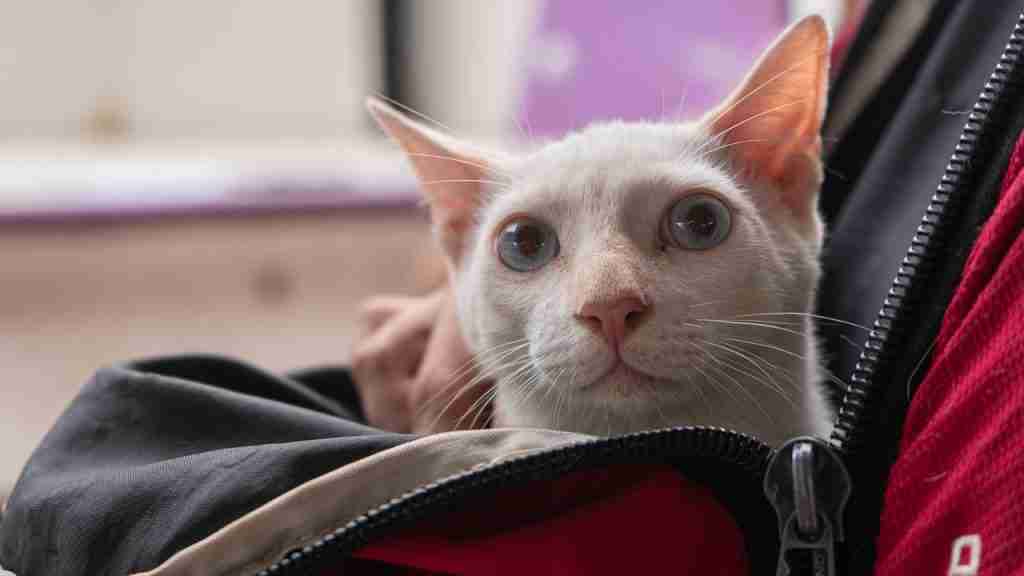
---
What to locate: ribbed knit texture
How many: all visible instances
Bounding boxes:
[876,135,1024,574]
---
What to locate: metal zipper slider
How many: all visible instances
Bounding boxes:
[764,437,852,576]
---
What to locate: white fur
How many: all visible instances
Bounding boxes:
[454,120,831,447]
[369,16,834,447]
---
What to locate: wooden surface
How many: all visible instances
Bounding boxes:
[0,208,441,494]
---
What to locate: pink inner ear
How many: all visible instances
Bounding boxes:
[367,97,496,264]
[707,16,829,182]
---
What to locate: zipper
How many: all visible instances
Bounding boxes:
[767,14,1024,574]
[821,10,1024,576]
[830,10,1024,455]
[255,427,773,575]
[765,438,851,576]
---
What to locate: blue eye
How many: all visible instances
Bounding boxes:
[666,193,732,250]
[496,217,559,272]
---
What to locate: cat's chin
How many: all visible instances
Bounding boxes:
[582,361,674,398]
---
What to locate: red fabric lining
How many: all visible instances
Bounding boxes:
[875,135,1024,574]
[337,464,747,575]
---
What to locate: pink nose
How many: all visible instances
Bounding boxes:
[577,296,649,350]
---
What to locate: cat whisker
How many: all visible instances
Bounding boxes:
[825,166,849,182]
[416,339,530,418]
[691,345,774,432]
[511,111,531,143]
[693,335,787,390]
[547,366,568,396]
[680,346,719,418]
[424,346,531,430]
[686,342,744,406]
[371,92,456,133]
[703,314,867,351]
[554,366,575,433]
[725,318,866,351]
[720,318,806,327]
[673,82,692,121]
[839,333,863,350]
[704,136,774,156]
[698,338,799,409]
[686,344,762,432]
[691,341,780,423]
[649,381,676,429]
[723,336,850,391]
[521,112,536,143]
[698,138,775,158]
[722,335,805,362]
[570,363,594,432]
[693,318,808,339]
[444,354,531,431]
[906,337,940,402]
[443,338,528,384]
[659,83,668,124]
[427,365,507,432]
[460,385,503,431]
[688,299,726,309]
[539,363,565,415]
[509,366,554,422]
[677,352,707,419]
[732,312,871,332]
[705,49,827,129]
[697,98,812,156]
[500,367,541,422]
[420,178,515,191]
[470,360,544,430]
[405,153,512,178]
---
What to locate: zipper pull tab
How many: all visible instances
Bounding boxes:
[764,437,851,576]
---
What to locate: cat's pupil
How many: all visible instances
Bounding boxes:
[495,218,559,272]
[685,204,718,237]
[511,223,544,257]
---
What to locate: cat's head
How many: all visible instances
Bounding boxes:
[369,16,832,442]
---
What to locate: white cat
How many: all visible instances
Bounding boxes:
[368,16,833,446]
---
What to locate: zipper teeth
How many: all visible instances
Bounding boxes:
[255,427,770,575]
[831,13,1024,453]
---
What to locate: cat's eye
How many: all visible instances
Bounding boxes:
[496,217,559,272]
[665,193,732,250]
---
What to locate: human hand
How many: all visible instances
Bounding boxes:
[351,287,492,434]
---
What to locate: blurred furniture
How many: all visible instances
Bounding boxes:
[0,169,444,496]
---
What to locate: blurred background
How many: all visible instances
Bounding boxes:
[0,1,863,497]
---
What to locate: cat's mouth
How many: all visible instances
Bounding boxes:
[585,360,669,394]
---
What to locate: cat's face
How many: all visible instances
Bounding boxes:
[370,16,832,443]
[457,119,823,438]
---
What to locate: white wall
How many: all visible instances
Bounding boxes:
[405,0,541,139]
[0,1,382,141]
[0,1,108,139]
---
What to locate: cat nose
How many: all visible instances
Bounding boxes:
[576,296,649,350]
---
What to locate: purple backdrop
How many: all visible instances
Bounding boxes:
[520,1,786,137]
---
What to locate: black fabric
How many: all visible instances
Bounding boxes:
[818,0,1022,390]
[817,2,1024,575]
[0,355,411,576]
[819,0,960,229]
[821,0,895,132]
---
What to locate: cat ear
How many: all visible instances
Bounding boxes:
[367,96,499,265]
[704,15,829,219]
